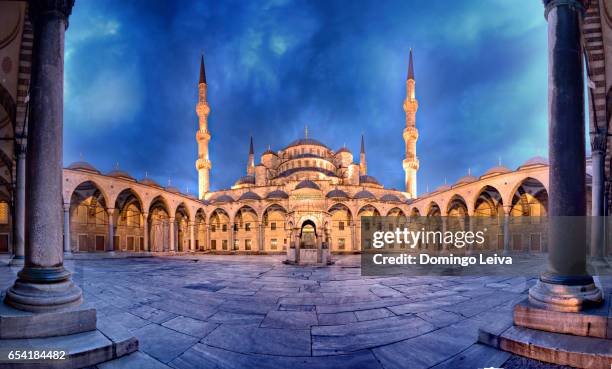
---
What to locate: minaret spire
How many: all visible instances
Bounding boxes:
[247,136,255,176]
[359,134,367,176]
[195,52,212,198]
[403,48,419,198]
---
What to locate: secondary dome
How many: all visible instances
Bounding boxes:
[266,190,289,199]
[212,194,234,203]
[67,161,100,174]
[326,189,349,199]
[380,193,401,202]
[295,180,320,190]
[481,165,511,178]
[107,169,135,181]
[235,176,255,186]
[239,191,261,201]
[434,184,451,193]
[354,190,376,200]
[359,175,381,186]
[518,156,548,169]
[454,175,477,186]
[140,178,161,188]
[336,147,352,154]
[165,186,180,193]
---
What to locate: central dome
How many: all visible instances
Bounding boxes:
[284,137,329,150]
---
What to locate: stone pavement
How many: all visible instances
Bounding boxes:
[0,255,573,368]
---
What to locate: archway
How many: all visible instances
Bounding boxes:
[195,208,206,251]
[299,219,317,249]
[114,188,144,252]
[175,203,190,252]
[209,208,230,251]
[263,204,287,252]
[508,177,548,252]
[148,196,170,252]
[234,206,258,251]
[329,203,352,252]
[69,181,108,252]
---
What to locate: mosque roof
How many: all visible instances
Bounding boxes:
[67,161,100,174]
[434,184,451,192]
[211,194,234,203]
[518,156,548,169]
[165,186,180,193]
[354,190,376,200]
[481,165,512,177]
[284,138,329,150]
[326,189,350,199]
[295,180,320,190]
[139,178,162,188]
[336,147,352,154]
[266,190,289,199]
[454,175,477,186]
[235,175,256,186]
[239,191,261,201]
[107,169,136,181]
[359,175,381,186]
[380,193,402,202]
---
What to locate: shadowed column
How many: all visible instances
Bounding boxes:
[4,0,82,312]
[529,0,602,311]
[10,143,26,265]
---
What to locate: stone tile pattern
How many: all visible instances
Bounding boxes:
[1,255,563,368]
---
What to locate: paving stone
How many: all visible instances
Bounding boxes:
[354,308,394,321]
[261,310,318,329]
[202,324,311,356]
[106,311,151,331]
[98,351,172,369]
[431,343,511,369]
[317,312,357,325]
[208,311,265,325]
[170,343,383,369]
[132,324,199,363]
[312,315,436,355]
[161,316,219,338]
[416,309,463,328]
[130,304,178,324]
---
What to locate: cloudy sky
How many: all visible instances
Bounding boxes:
[64,0,552,194]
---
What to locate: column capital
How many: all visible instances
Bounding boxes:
[16,142,27,156]
[107,207,116,216]
[590,132,607,154]
[63,203,70,211]
[29,0,76,28]
[543,0,587,19]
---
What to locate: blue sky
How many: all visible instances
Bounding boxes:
[64,0,551,194]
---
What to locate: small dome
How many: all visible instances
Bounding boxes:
[266,190,289,199]
[107,169,135,181]
[239,191,261,201]
[354,190,376,200]
[359,175,381,186]
[518,156,548,169]
[295,180,320,190]
[326,189,349,199]
[165,186,180,193]
[212,194,234,203]
[435,184,451,192]
[140,178,162,188]
[380,193,401,202]
[482,165,511,177]
[235,175,256,186]
[262,149,277,156]
[336,147,352,154]
[67,161,100,174]
[454,175,477,186]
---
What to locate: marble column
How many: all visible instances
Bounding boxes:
[143,212,149,252]
[4,0,81,312]
[529,0,602,311]
[107,208,115,252]
[63,204,71,254]
[350,222,357,251]
[206,225,211,251]
[257,223,264,252]
[503,207,510,255]
[11,143,26,264]
[190,221,196,252]
[589,133,606,258]
[169,217,175,252]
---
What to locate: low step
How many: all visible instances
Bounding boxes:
[0,327,137,369]
[513,298,611,338]
[0,304,96,339]
[479,325,612,369]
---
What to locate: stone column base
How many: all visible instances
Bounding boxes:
[4,267,83,313]
[528,279,603,313]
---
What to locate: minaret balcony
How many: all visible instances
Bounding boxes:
[196,158,211,170]
[196,130,211,141]
[403,126,419,141]
[403,158,419,170]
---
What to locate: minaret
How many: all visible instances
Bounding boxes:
[247,136,255,176]
[195,54,212,199]
[402,49,419,198]
[359,134,367,176]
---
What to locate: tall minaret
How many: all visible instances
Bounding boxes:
[247,136,255,176]
[402,49,419,198]
[195,54,212,199]
[359,134,367,176]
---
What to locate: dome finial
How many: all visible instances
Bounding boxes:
[468,167,471,176]
[498,156,502,166]
[304,125,309,139]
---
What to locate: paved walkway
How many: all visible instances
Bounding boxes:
[1,255,572,368]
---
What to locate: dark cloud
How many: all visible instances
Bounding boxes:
[64,0,550,194]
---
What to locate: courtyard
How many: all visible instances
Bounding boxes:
[0,254,583,369]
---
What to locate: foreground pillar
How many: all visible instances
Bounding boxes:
[169,217,175,252]
[4,0,82,312]
[107,208,115,252]
[10,143,26,265]
[502,207,510,255]
[529,0,602,311]
[63,203,71,254]
[190,221,195,252]
[143,212,149,251]
[590,133,606,258]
